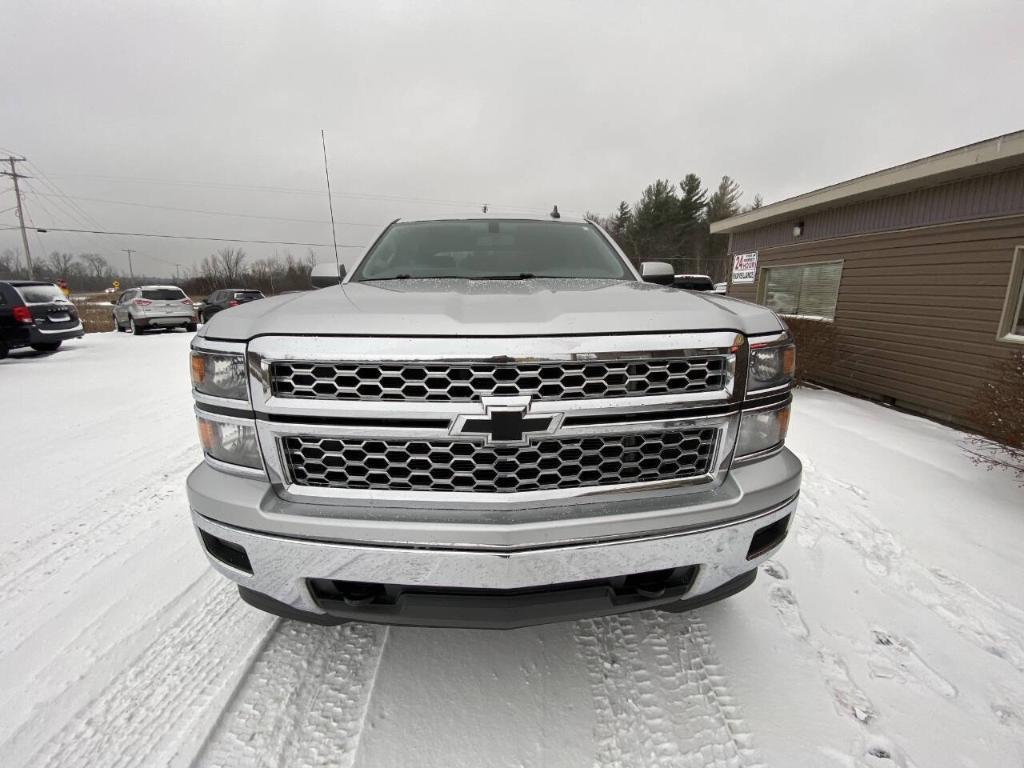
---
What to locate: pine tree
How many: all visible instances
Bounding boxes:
[631,180,684,270]
[706,176,742,222]
[678,173,708,273]
[679,174,707,222]
[706,176,743,283]
[612,201,632,234]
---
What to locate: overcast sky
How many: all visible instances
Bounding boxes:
[2,0,1022,278]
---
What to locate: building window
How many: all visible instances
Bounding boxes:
[758,261,843,320]
[998,245,1024,344]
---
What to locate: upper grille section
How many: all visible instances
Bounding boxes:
[270,357,729,402]
[281,427,718,494]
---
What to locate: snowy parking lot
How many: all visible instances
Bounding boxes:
[1,331,1022,768]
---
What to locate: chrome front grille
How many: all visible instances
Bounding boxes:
[270,356,729,402]
[249,333,741,505]
[281,428,718,494]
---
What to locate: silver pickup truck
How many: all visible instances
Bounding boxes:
[187,213,801,628]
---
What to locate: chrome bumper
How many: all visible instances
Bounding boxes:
[191,492,797,616]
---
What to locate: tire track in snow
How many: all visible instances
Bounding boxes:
[0,447,200,661]
[194,621,389,768]
[796,468,1024,672]
[574,611,763,768]
[763,560,917,767]
[8,575,275,768]
[0,445,197,604]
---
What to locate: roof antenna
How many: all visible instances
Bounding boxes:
[550,204,560,219]
[320,129,343,285]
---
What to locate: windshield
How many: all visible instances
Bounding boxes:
[15,284,68,304]
[141,288,186,300]
[353,220,632,281]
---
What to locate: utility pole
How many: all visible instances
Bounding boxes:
[175,263,181,282]
[1,156,34,279]
[122,248,136,287]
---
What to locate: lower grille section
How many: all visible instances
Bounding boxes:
[281,428,718,493]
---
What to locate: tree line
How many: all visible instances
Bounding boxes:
[588,174,760,282]
[0,246,317,296]
[180,247,316,296]
[0,248,123,292]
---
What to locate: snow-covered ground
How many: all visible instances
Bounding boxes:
[1,332,1022,768]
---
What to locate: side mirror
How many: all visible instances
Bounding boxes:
[640,261,674,285]
[310,261,346,288]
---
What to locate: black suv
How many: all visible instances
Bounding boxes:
[0,280,85,358]
[200,288,264,323]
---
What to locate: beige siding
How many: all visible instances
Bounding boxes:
[729,215,1024,427]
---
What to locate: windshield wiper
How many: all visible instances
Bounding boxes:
[469,273,537,280]
[361,273,542,282]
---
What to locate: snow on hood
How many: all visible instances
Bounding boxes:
[200,278,784,340]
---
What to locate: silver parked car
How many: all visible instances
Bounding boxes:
[113,285,197,334]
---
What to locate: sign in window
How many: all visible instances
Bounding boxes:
[759,261,843,320]
[732,252,758,284]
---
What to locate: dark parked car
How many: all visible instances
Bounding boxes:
[200,289,265,323]
[0,280,85,358]
[673,274,715,291]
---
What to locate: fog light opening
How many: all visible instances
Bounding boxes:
[747,514,792,560]
[200,530,253,574]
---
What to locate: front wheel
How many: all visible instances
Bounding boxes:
[31,341,62,352]
[113,314,124,332]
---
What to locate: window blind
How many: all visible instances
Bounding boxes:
[761,262,842,320]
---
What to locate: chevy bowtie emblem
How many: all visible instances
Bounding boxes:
[450,396,563,446]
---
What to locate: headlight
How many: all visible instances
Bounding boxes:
[736,402,791,458]
[191,350,248,400]
[196,414,263,470]
[747,337,795,392]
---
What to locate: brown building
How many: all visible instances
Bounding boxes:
[711,131,1024,429]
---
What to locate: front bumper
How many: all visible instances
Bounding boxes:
[188,449,801,627]
[134,314,194,327]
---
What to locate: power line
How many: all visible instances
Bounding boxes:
[19,181,81,255]
[26,161,136,260]
[45,171,564,214]
[24,189,385,227]
[26,224,365,248]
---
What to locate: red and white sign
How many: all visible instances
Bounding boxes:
[731,252,758,284]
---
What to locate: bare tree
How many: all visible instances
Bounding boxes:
[964,350,1024,484]
[0,248,24,278]
[217,247,247,283]
[46,251,75,278]
[78,253,112,280]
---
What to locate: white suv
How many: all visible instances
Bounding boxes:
[113,285,197,334]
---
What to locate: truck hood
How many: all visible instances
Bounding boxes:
[201,278,784,340]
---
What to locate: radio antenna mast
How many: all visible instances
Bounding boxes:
[320,130,343,284]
